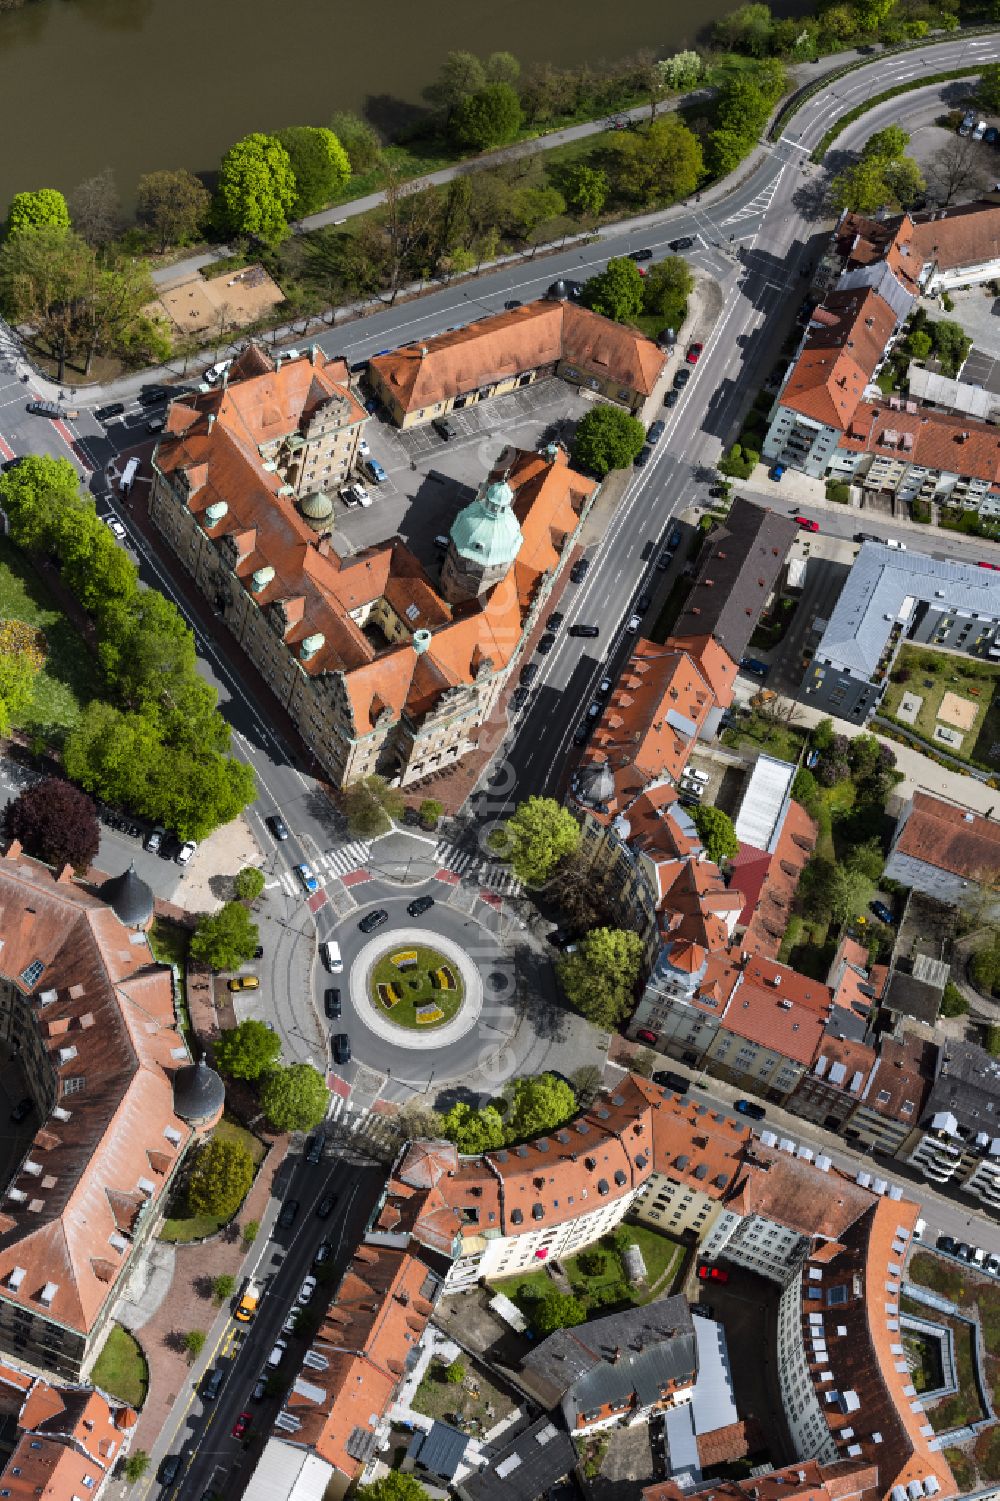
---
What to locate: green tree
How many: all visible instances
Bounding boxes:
[0,641,39,738]
[214,1019,281,1082]
[608,116,703,208]
[5,188,70,237]
[564,164,609,222]
[862,126,910,161]
[714,2,775,55]
[216,132,297,244]
[212,1273,237,1304]
[941,982,969,1018]
[136,168,211,253]
[906,328,932,361]
[426,50,487,115]
[558,928,645,1029]
[356,1473,432,1501]
[489,796,580,887]
[581,256,645,322]
[260,1063,328,1133]
[187,1136,254,1219]
[571,404,647,477]
[831,154,925,214]
[445,1357,466,1383]
[972,938,1000,996]
[0,225,91,383]
[191,902,260,972]
[505,1073,576,1140]
[440,1101,506,1154]
[659,50,702,91]
[531,1290,587,1336]
[932,319,972,377]
[846,837,885,884]
[691,805,739,864]
[511,184,566,249]
[717,442,758,480]
[981,62,1000,113]
[988,1025,1000,1058]
[0,453,81,552]
[642,255,693,326]
[123,1452,150,1484]
[182,1330,206,1362]
[485,50,521,86]
[418,798,444,830]
[705,127,751,179]
[329,112,383,174]
[234,866,265,902]
[343,774,405,837]
[277,126,351,217]
[451,83,523,151]
[791,767,821,820]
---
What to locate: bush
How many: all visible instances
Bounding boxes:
[717,442,759,480]
[825,480,850,503]
[941,982,969,1018]
[418,798,444,831]
[212,1273,236,1304]
[187,1135,255,1219]
[444,1359,466,1384]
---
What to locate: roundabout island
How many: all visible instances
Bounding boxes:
[352,925,485,1050]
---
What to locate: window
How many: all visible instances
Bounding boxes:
[876,1090,891,1105]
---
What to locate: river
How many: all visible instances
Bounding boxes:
[0,0,813,212]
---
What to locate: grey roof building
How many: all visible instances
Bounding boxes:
[454,1417,578,1501]
[406,1420,469,1483]
[801,541,1000,723]
[519,1294,697,1432]
[671,499,798,665]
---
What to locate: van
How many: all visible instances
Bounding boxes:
[119,457,139,496]
[885,538,907,551]
[320,941,343,973]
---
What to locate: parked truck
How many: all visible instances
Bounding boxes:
[234,1277,262,1323]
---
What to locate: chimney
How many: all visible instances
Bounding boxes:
[206,413,216,433]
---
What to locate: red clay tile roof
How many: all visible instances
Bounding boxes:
[585,641,715,787]
[719,957,832,1066]
[779,289,897,431]
[664,634,739,709]
[908,200,1000,274]
[839,399,1000,487]
[857,1035,934,1124]
[730,844,773,927]
[891,791,1000,882]
[806,1036,878,1098]
[739,800,817,959]
[0,851,191,1334]
[369,300,665,415]
[644,1458,881,1501]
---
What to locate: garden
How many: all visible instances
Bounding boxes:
[159,1117,265,1243]
[369,946,465,1031]
[411,1354,517,1433]
[881,645,1000,771]
[90,1325,148,1408]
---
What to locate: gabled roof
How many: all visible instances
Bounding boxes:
[908,200,1000,274]
[779,288,897,431]
[892,791,1000,883]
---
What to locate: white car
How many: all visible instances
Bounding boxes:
[103,515,127,542]
[340,482,372,509]
[625,613,642,632]
[297,1276,317,1305]
[176,841,197,865]
[686,769,710,785]
[358,438,371,459]
[266,1339,287,1369]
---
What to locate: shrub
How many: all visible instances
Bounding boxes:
[825,480,850,503]
[444,1359,466,1384]
[941,982,968,1018]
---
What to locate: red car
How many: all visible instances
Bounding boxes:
[698,1264,729,1283]
[794,516,819,532]
[232,1411,252,1439]
[635,1029,657,1045]
[686,342,704,364]
[978,560,1000,570]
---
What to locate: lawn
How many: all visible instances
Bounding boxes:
[492,1224,684,1319]
[722,713,809,766]
[159,1117,264,1243]
[368,945,464,1030]
[0,537,97,743]
[881,645,1000,770]
[412,1355,516,1433]
[91,1326,148,1408]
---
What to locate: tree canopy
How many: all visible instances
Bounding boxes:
[234,866,265,902]
[135,169,210,253]
[691,805,739,865]
[5,188,70,238]
[439,1100,506,1154]
[213,1019,281,1082]
[451,83,523,151]
[191,902,260,972]
[642,255,693,328]
[530,1289,587,1336]
[216,132,298,244]
[581,256,645,322]
[343,774,405,837]
[187,1135,254,1218]
[2,777,99,872]
[488,796,580,887]
[504,1073,576,1140]
[356,1473,432,1501]
[558,928,645,1029]
[260,1063,329,1133]
[277,126,351,217]
[571,404,647,477]
[607,115,703,208]
[831,128,925,214]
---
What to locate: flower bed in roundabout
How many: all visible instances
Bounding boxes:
[369,944,465,1031]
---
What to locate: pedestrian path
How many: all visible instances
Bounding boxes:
[434,839,523,896]
[267,842,372,896]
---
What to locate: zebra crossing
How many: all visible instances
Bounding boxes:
[267,841,373,897]
[434,839,523,897]
[327,1092,397,1153]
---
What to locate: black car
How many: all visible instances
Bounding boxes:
[314,1238,333,1263]
[572,724,590,745]
[656,552,672,570]
[630,247,653,262]
[139,384,174,406]
[734,1098,766,1121]
[652,1070,690,1095]
[159,1454,183,1487]
[9,1098,32,1124]
[673,368,691,389]
[570,558,590,584]
[938,1234,957,1255]
[668,528,682,550]
[647,420,666,444]
[510,684,530,712]
[407,894,435,918]
[520,662,539,685]
[266,813,289,841]
[278,1199,300,1229]
[669,236,695,252]
[1,455,27,472]
[634,445,652,468]
[569,623,599,638]
[636,593,652,611]
[359,908,388,934]
[956,1242,973,1261]
[547,611,564,631]
[324,988,342,1019]
[664,390,679,409]
[432,416,459,441]
[537,632,556,654]
[332,1033,351,1065]
[94,402,126,422]
[316,1194,337,1220]
[503,299,522,310]
[546,929,576,948]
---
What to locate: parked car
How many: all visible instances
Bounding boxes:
[793,515,820,532]
[314,1238,333,1262]
[146,416,165,434]
[987,1254,1000,1276]
[139,384,174,407]
[635,1029,658,1044]
[267,813,289,841]
[636,593,652,611]
[646,420,666,444]
[266,1339,287,1369]
[296,1276,317,1305]
[740,657,770,679]
[176,840,197,865]
[305,1131,325,1165]
[664,390,679,408]
[324,988,342,1019]
[987,126,1000,145]
[634,445,652,469]
[332,1033,351,1065]
[597,675,613,696]
[95,402,126,422]
[277,1200,300,1229]
[673,369,690,389]
[625,613,642,632]
[363,457,387,485]
[669,236,695,251]
[769,463,785,481]
[407,895,435,917]
[510,684,529,712]
[359,908,388,933]
[569,623,599,637]
[698,1264,729,1283]
[570,558,590,583]
[547,611,564,631]
[504,299,522,310]
[652,1070,690,1094]
[587,700,602,718]
[145,827,165,854]
[159,1454,183,1486]
[202,1368,224,1401]
[251,1377,267,1402]
[341,481,371,508]
[538,631,556,653]
[103,515,127,541]
[521,662,539,685]
[734,1098,766,1121]
[432,416,459,441]
[686,342,704,364]
[937,1234,957,1254]
[295,862,319,894]
[956,1242,973,1261]
[227,975,260,993]
[869,899,896,926]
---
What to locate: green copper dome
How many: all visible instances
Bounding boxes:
[449,478,523,570]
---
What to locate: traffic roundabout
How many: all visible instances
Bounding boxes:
[352,925,484,1049]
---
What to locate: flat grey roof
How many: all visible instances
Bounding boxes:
[814,542,1000,679]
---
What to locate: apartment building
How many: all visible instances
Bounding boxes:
[520,1296,697,1433]
[644,1457,882,1501]
[905,1040,1000,1211]
[367,298,666,427]
[0,847,205,1377]
[152,349,596,788]
[841,1035,935,1158]
[884,792,1000,906]
[800,544,1000,725]
[0,1361,137,1501]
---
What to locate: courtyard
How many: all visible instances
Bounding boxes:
[881,645,1000,769]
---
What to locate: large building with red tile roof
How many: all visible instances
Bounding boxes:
[368,298,666,427]
[152,347,597,788]
[0,1362,137,1501]
[643,1457,881,1501]
[0,847,203,1377]
[884,791,1000,904]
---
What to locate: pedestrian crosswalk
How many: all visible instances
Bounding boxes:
[434,839,523,896]
[267,842,373,896]
[327,1092,398,1155]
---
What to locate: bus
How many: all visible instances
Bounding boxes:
[119,457,139,496]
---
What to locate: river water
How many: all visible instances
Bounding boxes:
[0,0,805,212]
